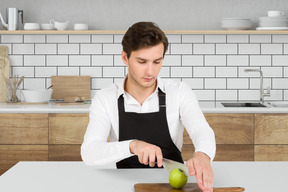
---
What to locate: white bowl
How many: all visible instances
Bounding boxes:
[41,23,55,30]
[221,18,252,30]
[21,89,52,102]
[24,23,40,30]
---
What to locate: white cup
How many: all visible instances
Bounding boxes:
[74,23,88,30]
[268,10,285,17]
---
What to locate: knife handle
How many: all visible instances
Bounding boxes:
[213,187,245,192]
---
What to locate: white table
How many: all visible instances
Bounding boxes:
[0,161,287,192]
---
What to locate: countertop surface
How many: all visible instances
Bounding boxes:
[0,161,287,192]
[0,101,288,113]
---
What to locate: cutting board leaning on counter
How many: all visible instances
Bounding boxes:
[0,46,9,102]
[81,22,216,192]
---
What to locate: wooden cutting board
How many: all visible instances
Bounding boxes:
[51,76,90,100]
[134,183,245,192]
[0,46,10,103]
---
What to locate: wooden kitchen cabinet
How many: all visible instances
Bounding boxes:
[49,145,82,161]
[183,113,254,161]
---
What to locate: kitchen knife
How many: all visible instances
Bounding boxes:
[162,158,189,177]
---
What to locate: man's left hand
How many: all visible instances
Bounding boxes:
[186,152,213,192]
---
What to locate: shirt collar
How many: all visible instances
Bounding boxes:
[116,76,165,98]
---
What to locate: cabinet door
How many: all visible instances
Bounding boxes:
[255,114,288,144]
[0,114,48,144]
[183,113,254,161]
[255,145,288,161]
[0,145,48,175]
[49,114,89,144]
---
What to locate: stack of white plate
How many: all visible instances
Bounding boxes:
[257,16,288,30]
[221,18,252,30]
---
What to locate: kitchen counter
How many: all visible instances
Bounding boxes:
[0,161,287,192]
[0,101,288,113]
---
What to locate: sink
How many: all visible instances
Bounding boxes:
[269,101,288,107]
[222,102,267,107]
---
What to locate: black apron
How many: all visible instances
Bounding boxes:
[116,88,183,168]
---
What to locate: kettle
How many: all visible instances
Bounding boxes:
[0,8,23,30]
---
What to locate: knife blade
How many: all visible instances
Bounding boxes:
[162,158,189,177]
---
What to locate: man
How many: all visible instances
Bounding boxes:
[81,22,216,192]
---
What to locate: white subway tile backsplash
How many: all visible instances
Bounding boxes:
[205,55,226,66]
[216,90,237,100]
[204,35,226,43]
[193,44,215,54]
[103,67,124,77]
[193,90,215,101]
[216,67,237,77]
[227,35,248,43]
[272,78,288,89]
[47,55,68,66]
[250,78,271,89]
[23,78,45,90]
[250,35,271,43]
[261,44,282,54]
[92,35,113,43]
[216,44,237,54]
[182,78,203,89]
[113,55,123,66]
[92,78,114,89]
[58,67,79,76]
[272,55,288,66]
[46,78,51,89]
[250,55,271,66]
[264,90,283,101]
[58,44,79,54]
[239,90,259,101]
[163,55,181,66]
[171,67,192,77]
[24,55,45,66]
[194,67,215,77]
[9,55,23,66]
[284,67,288,77]
[262,67,283,77]
[166,35,181,43]
[113,35,124,43]
[13,44,34,54]
[171,44,192,54]
[158,66,170,77]
[1,35,23,43]
[80,44,102,54]
[205,78,226,89]
[103,44,122,54]
[92,55,114,66]
[284,90,288,100]
[12,67,34,77]
[80,67,102,77]
[284,44,288,54]
[239,67,260,77]
[35,44,57,54]
[47,35,68,43]
[69,35,90,43]
[227,78,249,89]
[35,67,57,77]
[182,35,203,43]
[182,55,203,66]
[227,55,249,66]
[24,35,45,43]
[272,35,288,43]
[239,44,260,54]
[69,55,90,66]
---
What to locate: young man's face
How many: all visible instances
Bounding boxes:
[122,43,164,90]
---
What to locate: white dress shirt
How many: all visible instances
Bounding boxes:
[81,77,216,166]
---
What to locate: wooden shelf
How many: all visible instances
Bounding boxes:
[1,30,288,34]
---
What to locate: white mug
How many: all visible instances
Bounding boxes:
[268,10,285,17]
[74,23,88,30]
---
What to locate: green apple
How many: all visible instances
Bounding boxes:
[169,168,188,189]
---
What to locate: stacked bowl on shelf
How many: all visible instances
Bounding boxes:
[221,18,252,30]
[257,10,288,30]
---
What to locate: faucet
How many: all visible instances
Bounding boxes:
[244,69,270,103]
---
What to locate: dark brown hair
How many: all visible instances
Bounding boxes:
[122,22,168,59]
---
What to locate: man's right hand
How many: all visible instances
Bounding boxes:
[129,140,163,168]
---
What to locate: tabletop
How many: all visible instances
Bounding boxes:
[0,161,287,192]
